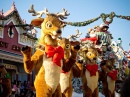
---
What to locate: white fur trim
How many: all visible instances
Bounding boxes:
[60,71,71,93]
[107,76,115,93]
[43,55,62,94]
[85,69,98,93]
[53,31,57,35]
[100,23,109,28]
[52,36,57,39]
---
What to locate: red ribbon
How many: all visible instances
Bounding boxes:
[45,45,64,67]
[86,64,98,76]
[107,70,118,80]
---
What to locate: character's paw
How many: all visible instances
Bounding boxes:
[21,46,29,51]
[74,45,80,50]
[21,46,32,55]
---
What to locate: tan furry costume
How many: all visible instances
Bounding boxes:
[21,5,78,97]
[0,65,12,97]
[79,47,99,97]
[99,59,117,97]
[58,38,82,97]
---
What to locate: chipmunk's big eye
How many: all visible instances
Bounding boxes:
[65,44,70,49]
[46,21,52,28]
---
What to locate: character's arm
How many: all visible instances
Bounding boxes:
[21,46,44,73]
[72,61,83,77]
[98,70,106,81]
[62,45,80,72]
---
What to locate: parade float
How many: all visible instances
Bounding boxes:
[64,13,130,96]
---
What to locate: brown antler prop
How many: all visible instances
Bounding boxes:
[56,8,70,20]
[28,4,49,18]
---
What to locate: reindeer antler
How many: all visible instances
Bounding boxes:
[28,4,49,18]
[68,29,82,41]
[56,8,70,20]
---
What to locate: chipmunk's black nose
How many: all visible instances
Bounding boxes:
[56,29,62,34]
[93,58,96,60]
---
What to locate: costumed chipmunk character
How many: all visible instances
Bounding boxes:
[99,58,118,97]
[58,30,83,97]
[0,65,12,97]
[21,5,79,97]
[79,40,99,97]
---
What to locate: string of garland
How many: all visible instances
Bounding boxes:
[66,12,130,27]
[67,16,100,27]
[23,33,38,40]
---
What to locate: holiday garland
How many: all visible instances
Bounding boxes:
[66,12,130,27]
[1,12,130,28]
[22,33,38,40]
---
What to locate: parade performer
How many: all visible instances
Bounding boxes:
[0,65,12,97]
[21,5,79,97]
[58,36,82,97]
[99,59,118,97]
[79,40,99,97]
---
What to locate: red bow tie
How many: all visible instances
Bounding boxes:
[86,64,98,76]
[45,45,64,67]
[107,70,118,80]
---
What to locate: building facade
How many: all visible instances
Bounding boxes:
[0,2,37,85]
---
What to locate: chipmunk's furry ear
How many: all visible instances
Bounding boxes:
[31,18,44,28]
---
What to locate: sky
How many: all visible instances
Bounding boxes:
[0,0,130,50]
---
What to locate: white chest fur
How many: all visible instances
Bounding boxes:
[43,55,62,94]
[107,76,115,93]
[85,69,98,93]
[60,71,71,93]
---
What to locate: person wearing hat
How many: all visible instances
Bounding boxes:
[98,22,109,33]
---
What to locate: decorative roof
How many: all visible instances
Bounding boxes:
[3,2,16,16]
[1,2,32,30]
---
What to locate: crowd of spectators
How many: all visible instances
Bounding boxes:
[9,80,36,97]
